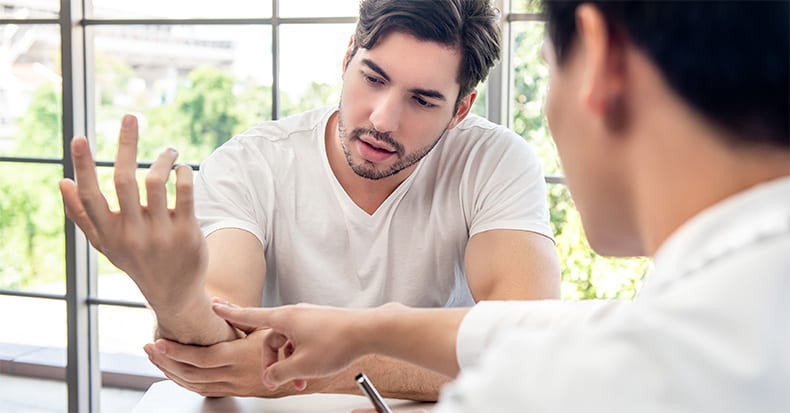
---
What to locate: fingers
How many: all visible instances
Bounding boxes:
[68,136,113,231]
[262,355,309,390]
[174,163,195,219]
[113,114,143,222]
[212,301,278,331]
[59,178,100,243]
[145,147,179,221]
[148,338,231,369]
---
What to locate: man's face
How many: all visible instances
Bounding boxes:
[337,31,466,180]
[543,36,636,255]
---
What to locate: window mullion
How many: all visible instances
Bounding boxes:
[62,0,101,412]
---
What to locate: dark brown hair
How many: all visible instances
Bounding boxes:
[350,0,501,111]
[543,0,789,149]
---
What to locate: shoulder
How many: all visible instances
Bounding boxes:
[203,106,332,165]
[438,114,537,163]
[235,106,331,145]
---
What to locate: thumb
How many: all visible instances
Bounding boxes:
[262,355,312,390]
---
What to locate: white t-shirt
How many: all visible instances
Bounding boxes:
[438,176,790,412]
[194,106,552,308]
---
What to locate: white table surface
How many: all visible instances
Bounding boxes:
[133,380,434,412]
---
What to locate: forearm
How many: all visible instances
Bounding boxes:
[153,292,241,345]
[363,306,470,378]
[309,354,451,401]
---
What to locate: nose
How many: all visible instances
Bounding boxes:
[369,91,401,134]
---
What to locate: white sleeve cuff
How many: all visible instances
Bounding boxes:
[456,301,513,370]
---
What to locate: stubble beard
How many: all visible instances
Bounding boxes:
[337,104,447,180]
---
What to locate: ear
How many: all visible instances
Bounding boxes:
[342,35,355,72]
[575,4,627,126]
[447,91,477,130]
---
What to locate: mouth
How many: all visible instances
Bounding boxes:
[356,137,397,163]
[359,135,397,154]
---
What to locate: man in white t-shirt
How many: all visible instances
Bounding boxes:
[210,1,790,411]
[59,0,560,401]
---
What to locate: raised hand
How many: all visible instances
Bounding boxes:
[59,115,208,318]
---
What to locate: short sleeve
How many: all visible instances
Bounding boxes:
[193,136,273,249]
[462,127,553,241]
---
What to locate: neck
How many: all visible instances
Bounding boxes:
[324,111,416,215]
[630,118,790,256]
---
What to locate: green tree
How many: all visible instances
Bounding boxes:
[0,85,65,289]
[176,67,240,149]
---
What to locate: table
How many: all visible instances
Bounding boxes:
[133,380,435,412]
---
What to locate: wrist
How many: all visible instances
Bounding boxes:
[362,303,410,355]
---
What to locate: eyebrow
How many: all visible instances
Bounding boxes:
[361,58,448,102]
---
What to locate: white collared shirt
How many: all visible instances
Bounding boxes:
[438,176,790,412]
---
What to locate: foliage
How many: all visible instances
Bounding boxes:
[0,85,65,289]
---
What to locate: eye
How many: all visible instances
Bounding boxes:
[362,72,384,86]
[413,96,437,108]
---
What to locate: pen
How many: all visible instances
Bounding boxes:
[355,372,393,413]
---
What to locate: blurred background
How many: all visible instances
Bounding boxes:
[0,1,650,412]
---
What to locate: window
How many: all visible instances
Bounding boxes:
[0,1,649,412]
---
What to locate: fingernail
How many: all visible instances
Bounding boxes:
[166,146,178,156]
[71,137,86,156]
[122,114,135,127]
[211,296,230,305]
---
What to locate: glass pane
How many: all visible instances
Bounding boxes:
[279,0,358,18]
[90,0,272,19]
[0,24,62,158]
[0,162,65,294]
[0,295,66,351]
[548,184,652,301]
[470,81,487,118]
[0,1,59,18]
[98,304,162,402]
[279,24,353,117]
[89,25,273,164]
[510,21,561,176]
[511,0,542,14]
[0,375,66,413]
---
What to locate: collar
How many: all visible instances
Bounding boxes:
[643,176,790,295]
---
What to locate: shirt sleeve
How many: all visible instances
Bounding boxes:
[456,299,627,370]
[462,127,553,241]
[193,136,274,249]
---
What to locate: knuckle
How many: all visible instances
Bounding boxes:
[144,174,165,189]
[113,174,136,190]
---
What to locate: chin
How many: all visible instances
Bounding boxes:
[583,222,645,258]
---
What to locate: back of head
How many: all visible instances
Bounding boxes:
[352,0,502,108]
[543,0,789,150]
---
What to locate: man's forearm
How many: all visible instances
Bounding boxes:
[363,306,470,378]
[153,292,241,345]
[309,354,451,401]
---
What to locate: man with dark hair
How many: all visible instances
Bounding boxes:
[59,0,559,401]
[212,1,790,410]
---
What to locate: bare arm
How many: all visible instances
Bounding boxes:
[465,229,561,301]
[213,303,469,386]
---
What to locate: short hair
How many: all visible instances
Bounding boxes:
[351,0,502,110]
[543,0,789,149]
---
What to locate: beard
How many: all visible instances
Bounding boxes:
[337,104,448,180]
